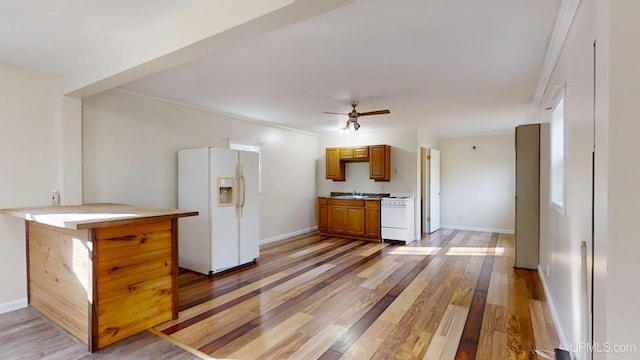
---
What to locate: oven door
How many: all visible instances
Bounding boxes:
[381,203,407,228]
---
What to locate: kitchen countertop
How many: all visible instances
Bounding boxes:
[0,203,198,230]
[318,192,389,200]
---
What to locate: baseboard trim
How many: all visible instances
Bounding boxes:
[537,265,569,349]
[0,298,27,315]
[260,227,318,245]
[440,224,515,234]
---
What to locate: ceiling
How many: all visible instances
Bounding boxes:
[0,0,560,137]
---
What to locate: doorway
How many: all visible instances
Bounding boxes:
[420,145,441,234]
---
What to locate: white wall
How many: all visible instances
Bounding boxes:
[438,134,515,233]
[317,128,422,238]
[82,90,318,243]
[317,129,418,195]
[600,1,640,358]
[592,0,609,356]
[536,0,595,356]
[0,64,60,313]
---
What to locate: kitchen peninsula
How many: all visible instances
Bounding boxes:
[0,203,197,352]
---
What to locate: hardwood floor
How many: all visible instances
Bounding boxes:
[0,229,559,359]
[0,306,200,359]
[160,229,559,359]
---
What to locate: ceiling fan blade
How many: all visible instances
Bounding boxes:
[323,111,349,115]
[358,109,391,117]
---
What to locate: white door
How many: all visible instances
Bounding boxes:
[422,147,430,234]
[429,148,441,233]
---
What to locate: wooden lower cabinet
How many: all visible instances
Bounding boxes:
[317,198,328,232]
[346,207,365,235]
[329,205,349,234]
[318,198,380,241]
[364,200,380,238]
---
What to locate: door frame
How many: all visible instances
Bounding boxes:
[419,144,441,235]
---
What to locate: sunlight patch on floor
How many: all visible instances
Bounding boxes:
[446,247,505,256]
[389,247,440,256]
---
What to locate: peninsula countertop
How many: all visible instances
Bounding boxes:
[0,203,198,230]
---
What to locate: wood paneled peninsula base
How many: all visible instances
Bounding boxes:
[0,203,198,352]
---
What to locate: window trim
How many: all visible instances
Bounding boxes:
[548,86,566,214]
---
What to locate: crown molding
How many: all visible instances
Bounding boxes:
[532,0,581,110]
[107,88,318,137]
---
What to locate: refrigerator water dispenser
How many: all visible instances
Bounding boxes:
[217,177,234,206]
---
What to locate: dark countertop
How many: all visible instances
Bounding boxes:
[318,192,389,200]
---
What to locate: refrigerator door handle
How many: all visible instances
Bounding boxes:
[240,174,246,212]
[235,167,241,218]
[236,165,246,218]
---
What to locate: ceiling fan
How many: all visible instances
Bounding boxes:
[324,101,391,132]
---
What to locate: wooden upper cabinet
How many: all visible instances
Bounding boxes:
[339,147,354,159]
[369,145,391,181]
[354,146,369,159]
[326,148,345,181]
[325,145,389,182]
[339,146,369,160]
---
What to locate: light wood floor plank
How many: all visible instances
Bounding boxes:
[529,299,560,353]
[289,323,349,360]
[225,312,314,359]
[423,304,469,360]
[156,272,289,331]
[341,315,403,360]
[359,260,403,289]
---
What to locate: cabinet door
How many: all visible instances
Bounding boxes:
[318,198,328,232]
[329,206,348,233]
[364,201,380,238]
[369,145,390,181]
[354,146,369,159]
[326,148,345,181]
[346,207,365,235]
[339,147,354,159]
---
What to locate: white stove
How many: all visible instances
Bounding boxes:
[381,192,415,244]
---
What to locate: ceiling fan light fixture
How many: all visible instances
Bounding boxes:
[328,101,390,134]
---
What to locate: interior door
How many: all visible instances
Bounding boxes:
[429,148,441,233]
[421,147,430,234]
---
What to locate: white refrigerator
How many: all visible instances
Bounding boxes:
[178,147,259,275]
